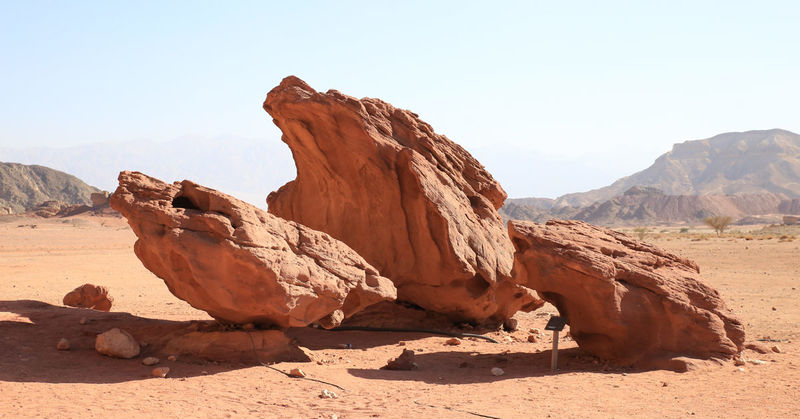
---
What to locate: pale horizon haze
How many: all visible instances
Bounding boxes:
[1,1,798,199]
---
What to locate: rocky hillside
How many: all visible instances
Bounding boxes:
[0,162,100,214]
[0,135,295,208]
[573,187,796,225]
[552,129,800,207]
[501,186,800,226]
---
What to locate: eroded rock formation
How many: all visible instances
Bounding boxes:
[264,76,541,323]
[63,283,113,311]
[508,219,745,369]
[109,171,396,328]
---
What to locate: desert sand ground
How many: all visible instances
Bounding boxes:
[1,215,798,418]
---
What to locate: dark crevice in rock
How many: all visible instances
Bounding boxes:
[172,195,200,210]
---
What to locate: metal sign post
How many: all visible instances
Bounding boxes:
[545,316,567,372]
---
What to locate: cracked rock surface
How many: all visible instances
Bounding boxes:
[110,171,396,327]
[264,76,541,324]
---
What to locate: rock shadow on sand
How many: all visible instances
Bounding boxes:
[346,347,630,384]
[0,300,309,384]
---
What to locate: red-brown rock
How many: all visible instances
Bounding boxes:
[63,283,113,311]
[508,219,745,369]
[264,76,541,323]
[109,171,396,328]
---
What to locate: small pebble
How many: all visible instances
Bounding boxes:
[771,345,782,353]
[142,356,160,366]
[527,335,537,343]
[748,359,767,365]
[529,328,542,335]
[320,389,338,399]
[167,355,177,361]
[771,307,776,311]
[735,367,746,372]
[336,343,352,349]
[502,318,518,332]
[444,338,461,346]
[56,338,70,351]
[662,382,668,387]
[504,336,514,343]
[151,367,170,378]
[491,367,504,376]
[733,358,746,366]
[79,317,87,325]
[288,368,306,378]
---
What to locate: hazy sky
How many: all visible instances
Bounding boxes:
[1,1,798,197]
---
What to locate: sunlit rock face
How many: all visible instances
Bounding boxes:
[509,219,746,370]
[264,76,542,324]
[110,171,396,328]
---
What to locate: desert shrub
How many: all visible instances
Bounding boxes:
[632,227,649,240]
[679,227,690,234]
[703,215,733,237]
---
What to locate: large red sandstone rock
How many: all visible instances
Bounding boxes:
[508,219,745,369]
[109,171,396,328]
[63,283,113,311]
[264,76,541,323]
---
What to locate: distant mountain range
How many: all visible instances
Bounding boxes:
[4,129,799,225]
[501,129,800,225]
[0,162,99,213]
[0,135,296,209]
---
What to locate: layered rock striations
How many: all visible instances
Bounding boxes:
[110,171,396,328]
[508,219,745,369]
[264,76,540,323]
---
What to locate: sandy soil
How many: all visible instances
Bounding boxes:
[1,215,798,418]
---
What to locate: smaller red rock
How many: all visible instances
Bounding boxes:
[502,318,519,332]
[152,367,170,378]
[63,284,113,311]
[444,338,461,346]
[383,349,417,370]
[288,368,306,378]
[56,338,70,351]
[142,357,160,366]
[745,342,770,354]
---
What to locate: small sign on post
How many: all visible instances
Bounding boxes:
[545,315,567,372]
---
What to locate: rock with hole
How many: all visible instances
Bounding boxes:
[508,219,745,370]
[109,171,396,328]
